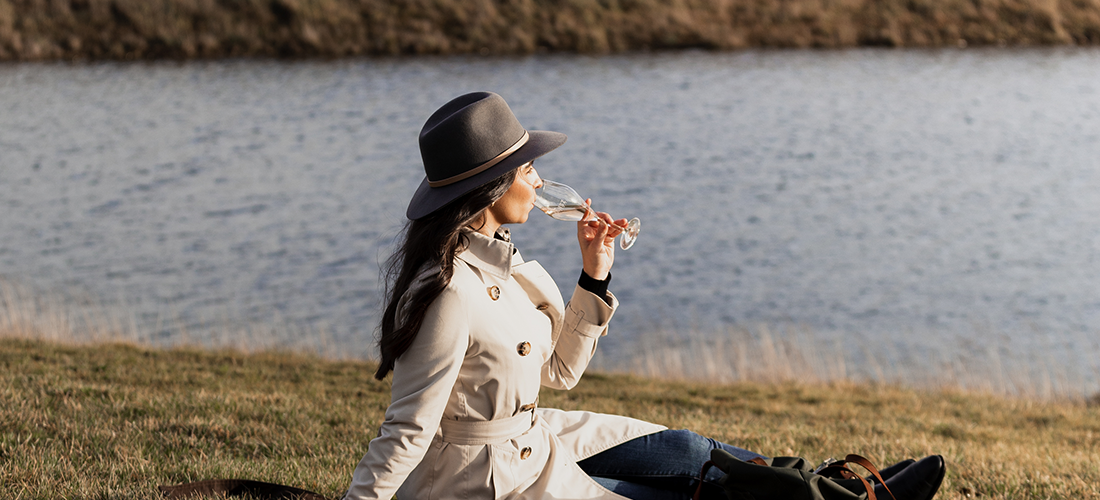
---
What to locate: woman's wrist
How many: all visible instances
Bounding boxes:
[578,270,612,305]
[582,263,609,281]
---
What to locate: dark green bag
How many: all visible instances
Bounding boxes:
[693,450,896,500]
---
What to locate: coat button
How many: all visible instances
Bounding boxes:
[536,303,549,311]
[520,447,532,460]
[487,286,500,301]
[516,341,531,356]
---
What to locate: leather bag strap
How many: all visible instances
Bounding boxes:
[692,461,716,500]
[818,454,897,500]
[819,463,878,500]
[844,454,897,500]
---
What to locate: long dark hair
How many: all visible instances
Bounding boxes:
[374,169,518,380]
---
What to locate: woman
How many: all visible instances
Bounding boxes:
[343,92,943,500]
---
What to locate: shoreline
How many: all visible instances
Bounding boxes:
[1,272,1096,401]
[2,0,1099,61]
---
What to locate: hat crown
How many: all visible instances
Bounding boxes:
[419,92,527,184]
[405,91,566,220]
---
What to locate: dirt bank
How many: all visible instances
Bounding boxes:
[2,0,1099,61]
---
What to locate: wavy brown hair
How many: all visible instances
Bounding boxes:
[374,169,518,380]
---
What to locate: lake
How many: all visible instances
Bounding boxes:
[2,48,1098,395]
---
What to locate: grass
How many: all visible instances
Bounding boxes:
[3,0,1100,61]
[3,279,1099,498]
[2,337,1100,500]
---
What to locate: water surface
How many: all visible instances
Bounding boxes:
[2,49,1099,393]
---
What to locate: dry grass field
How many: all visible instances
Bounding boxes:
[3,278,1100,499]
[3,0,1100,60]
[2,336,1099,499]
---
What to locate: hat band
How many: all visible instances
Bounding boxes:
[427,131,530,188]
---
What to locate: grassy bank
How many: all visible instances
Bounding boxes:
[2,338,1099,499]
[2,0,1100,61]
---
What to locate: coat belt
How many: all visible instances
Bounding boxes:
[439,412,536,445]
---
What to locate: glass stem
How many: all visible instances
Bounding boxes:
[582,205,628,233]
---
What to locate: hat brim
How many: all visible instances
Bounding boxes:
[406,130,567,220]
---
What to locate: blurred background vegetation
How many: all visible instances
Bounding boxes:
[3,0,1100,61]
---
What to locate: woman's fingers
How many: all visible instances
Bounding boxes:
[591,215,610,241]
[584,199,623,239]
[604,217,627,237]
[578,210,605,244]
[577,199,616,280]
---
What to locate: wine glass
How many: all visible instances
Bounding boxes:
[533,179,641,250]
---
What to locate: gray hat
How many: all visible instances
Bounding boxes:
[406,92,567,220]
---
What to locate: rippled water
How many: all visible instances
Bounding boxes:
[2,49,1099,392]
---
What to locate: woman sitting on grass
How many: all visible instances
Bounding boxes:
[343,91,945,500]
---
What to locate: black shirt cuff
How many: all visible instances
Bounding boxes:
[578,271,612,305]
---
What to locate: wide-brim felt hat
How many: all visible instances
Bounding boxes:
[406,92,567,220]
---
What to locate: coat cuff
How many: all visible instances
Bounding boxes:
[577,271,612,306]
[564,284,617,338]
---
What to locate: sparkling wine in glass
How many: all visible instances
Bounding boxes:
[534,179,641,250]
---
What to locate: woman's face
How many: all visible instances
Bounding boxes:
[487,162,542,226]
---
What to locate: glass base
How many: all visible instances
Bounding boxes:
[620,218,641,250]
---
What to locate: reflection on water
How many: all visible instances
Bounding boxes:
[2,49,1099,394]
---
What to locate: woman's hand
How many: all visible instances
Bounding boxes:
[577,199,627,281]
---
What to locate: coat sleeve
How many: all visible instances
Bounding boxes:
[541,284,617,390]
[344,285,469,500]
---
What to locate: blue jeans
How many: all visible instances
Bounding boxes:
[578,429,767,500]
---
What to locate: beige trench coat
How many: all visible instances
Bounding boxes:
[345,229,666,500]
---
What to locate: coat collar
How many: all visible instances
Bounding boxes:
[458,228,515,280]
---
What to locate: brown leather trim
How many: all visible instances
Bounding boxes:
[846,454,898,500]
[692,461,716,500]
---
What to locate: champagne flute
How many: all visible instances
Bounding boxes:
[533,179,641,250]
